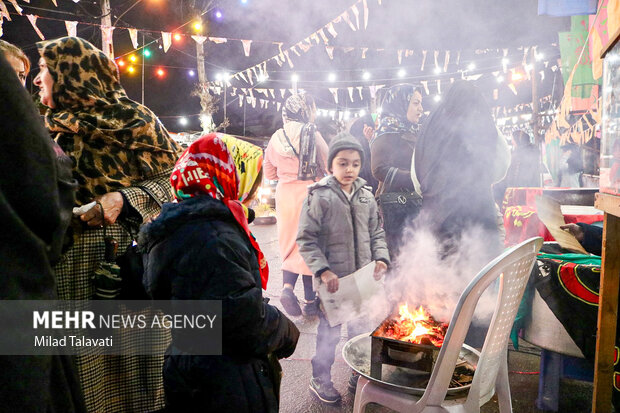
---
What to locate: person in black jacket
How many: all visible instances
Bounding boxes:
[139,133,299,413]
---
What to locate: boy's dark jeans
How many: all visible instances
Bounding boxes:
[311,304,368,381]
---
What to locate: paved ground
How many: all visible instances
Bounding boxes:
[251,222,595,413]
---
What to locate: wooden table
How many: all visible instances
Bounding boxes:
[592,192,620,412]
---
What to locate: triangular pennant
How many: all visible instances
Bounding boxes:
[239,98,243,107]
[7,0,21,14]
[277,101,282,111]
[27,15,45,40]
[351,5,360,30]
[368,85,378,99]
[249,89,255,99]
[269,89,275,99]
[329,87,339,103]
[357,86,363,100]
[502,48,508,73]
[241,39,252,57]
[0,19,3,37]
[508,83,518,95]
[348,87,354,102]
[260,99,266,109]
[343,47,354,53]
[247,69,254,85]
[209,37,227,44]
[421,81,429,95]
[65,20,77,37]
[363,0,369,29]
[252,66,259,81]
[326,22,338,38]
[443,50,450,72]
[232,87,237,96]
[128,28,139,49]
[311,33,320,44]
[0,1,11,20]
[342,11,356,31]
[283,50,294,68]
[238,71,248,83]
[279,89,286,98]
[433,50,439,72]
[161,32,172,53]
[291,45,301,56]
[539,70,545,82]
[298,41,311,53]
[405,49,413,57]
[361,47,368,59]
[274,55,284,67]
[522,46,529,67]
[325,46,334,60]
[397,50,403,65]
[421,50,427,71]
[252,97,257,108]
[318,29,329,44]
[192,35,207,45]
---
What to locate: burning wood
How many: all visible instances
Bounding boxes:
[374,304,448,347]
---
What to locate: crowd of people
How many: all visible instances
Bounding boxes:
[2,34,571,412]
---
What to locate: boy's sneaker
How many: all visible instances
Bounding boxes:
[309,377,341,404]
[348,372,359,393]
[280,288,302,317]
[302,299,319,317]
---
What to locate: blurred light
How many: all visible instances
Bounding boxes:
[158,45,163,50]
[179,117,188,126]
[200,114,212,125]
[117,59,125,67]
[129,54,137,62]
[343,111,350,120]
[524,64,533,72]
[257,73,268,82]
[502,58,510,65]
[215,73,222,81]
[156,68,165,77]
[291,73,299,82]
[467,63,476,71]
[362,71,371,80]
[222,72,230,81]
[328,72,336,82]
[143,49,151,58]
[193,21,202,31]
[535,52,544,61]
[434,95,441,102]
[241,0,248,3]
[496,75,504,83]
[512,116,518,124]
[433,67,441,75]
[188,70,195,77]
[128,66,135,74]
[397,68,406,78]
[214,10,223,19]
[377,107,382,114]
[359,109,366,116]
[174,33,182,41]
[329,110,336,118]
[511,72,524,81]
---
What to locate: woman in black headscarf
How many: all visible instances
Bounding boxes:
[371,84,424,256]
[415,81,509,258]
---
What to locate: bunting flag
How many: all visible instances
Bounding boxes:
[283,50,294,68]
[27,15,45,40]
[421,80,429,95]
[0,20,3,37]
[348,86,354,102]
[269,89,275,98]
[368,84,379,99]
[0,1,11,20]
[238,71,248,83]
[7,0,21,14]
[298,41,311,53]
[65,20,77,37]
[209,37,227,44]
[351,4,360,29]
[128,28,139,49]
[252,66,259,81]
[325,46,334,59]
[327,22,338,37]
[277,102,282,111]
[329,87,339,103]
[502,48,508,72]
[397,49,403,64]
[436,79,441,94]
[311,32,320,44]
[443,50,450,72]
[239,98,243,107]
[318,28,329,44]
[241,39,252,56]
[342,11,356,31]
[361,47,368,58]
[161,32,172,53]
[421,50,427,71]
[357,86,363,100]
[433,50,439,72]
[50,0,57,6]
[291,45,301,56]
[343,47,354,53]
[363,0,369,29]
[405,49,413,57]
[191,35,207,45]
[246,69,254,85]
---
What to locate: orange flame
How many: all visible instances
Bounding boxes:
[379,304,446,347]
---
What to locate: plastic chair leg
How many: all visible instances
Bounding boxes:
[353,376,371,413]
[536,349,561,411]
[496,354,513,413]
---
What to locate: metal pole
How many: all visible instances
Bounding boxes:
[243,101,246,136]
[531,47,542,186]
[224,83,227,133]
[141,32,145,105]
[100,0,114,58]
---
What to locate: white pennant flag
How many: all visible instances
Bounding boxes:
[298,41,311,53]
[65,20,77,37]
[0,1,11,20]
[421,81,429,95]
[327,22,338,38]
[329,87,339,103]
[252,97,257,108]
[318,29,329,44]
[325,46,334,60]
[348,87,354,102]
[161,32,172,53]
[311,32,320,44]
[363,0,369,29]
[357,86,363,100]
[351,5,360,29]
[397,50,403,65]
[342,11,356,31]
[361,47,368,59]
[283,50,294,68]
[8,0,22,14]
[239,98,243,107]
[343,47,354,53]
[128,28,139,49]
[246,69,254,85]
[437,79,441,94]
[443,51,450,72]
[241,39,252,57]
[27,15,45,40]
[405,49,413,57]
[277,101,282,111]
[502,48,508,73]
[368,85,379,99]
[421,50,427,71]
[291,45,301,56]
[238,71,248,83]
[192,35,207,45]
[252,66,259,81]
[0,20,3,37]
[50,0,57,6]
[280,89,286,98]
[209,37,227,44]
[433,50,439,72]
[270,89,275,98]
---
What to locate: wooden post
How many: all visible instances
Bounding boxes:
[100,0,114,58]
[593,193,620,412]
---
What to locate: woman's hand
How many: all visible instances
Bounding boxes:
[374,261,388,280]
[80,192,124,227]
[320,270,339,293]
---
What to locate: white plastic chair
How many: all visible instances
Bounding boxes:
[353,236,543,413]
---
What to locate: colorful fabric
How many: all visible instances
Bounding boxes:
[219,134,264,203]
[37,37,180,205]
[171,134,269,288]
[374,83,419,139]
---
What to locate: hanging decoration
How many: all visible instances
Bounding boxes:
[65,20,77,37]
[26,14,44,40]
[161,31,172,53]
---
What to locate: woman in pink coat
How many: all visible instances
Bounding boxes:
[264,93,328,317]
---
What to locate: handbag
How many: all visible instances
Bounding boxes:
[377,167,422,230]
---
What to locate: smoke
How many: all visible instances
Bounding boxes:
[385,223,502,327]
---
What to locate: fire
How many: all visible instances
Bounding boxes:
[379,304,447,347]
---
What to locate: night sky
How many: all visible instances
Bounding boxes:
[2,0,569,137]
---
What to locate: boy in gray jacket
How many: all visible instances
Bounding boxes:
[297,133,390,404]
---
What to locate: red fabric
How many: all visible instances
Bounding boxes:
[171,133,269,289]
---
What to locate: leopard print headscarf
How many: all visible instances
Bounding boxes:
[37,37,181,205]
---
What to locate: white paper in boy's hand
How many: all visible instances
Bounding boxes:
[72,201,97,216]
[317,261,382,327]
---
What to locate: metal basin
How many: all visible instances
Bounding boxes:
[342,333,479,396]
[522,290,584,358]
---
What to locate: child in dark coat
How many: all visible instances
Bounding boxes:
[297,133,390,403]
